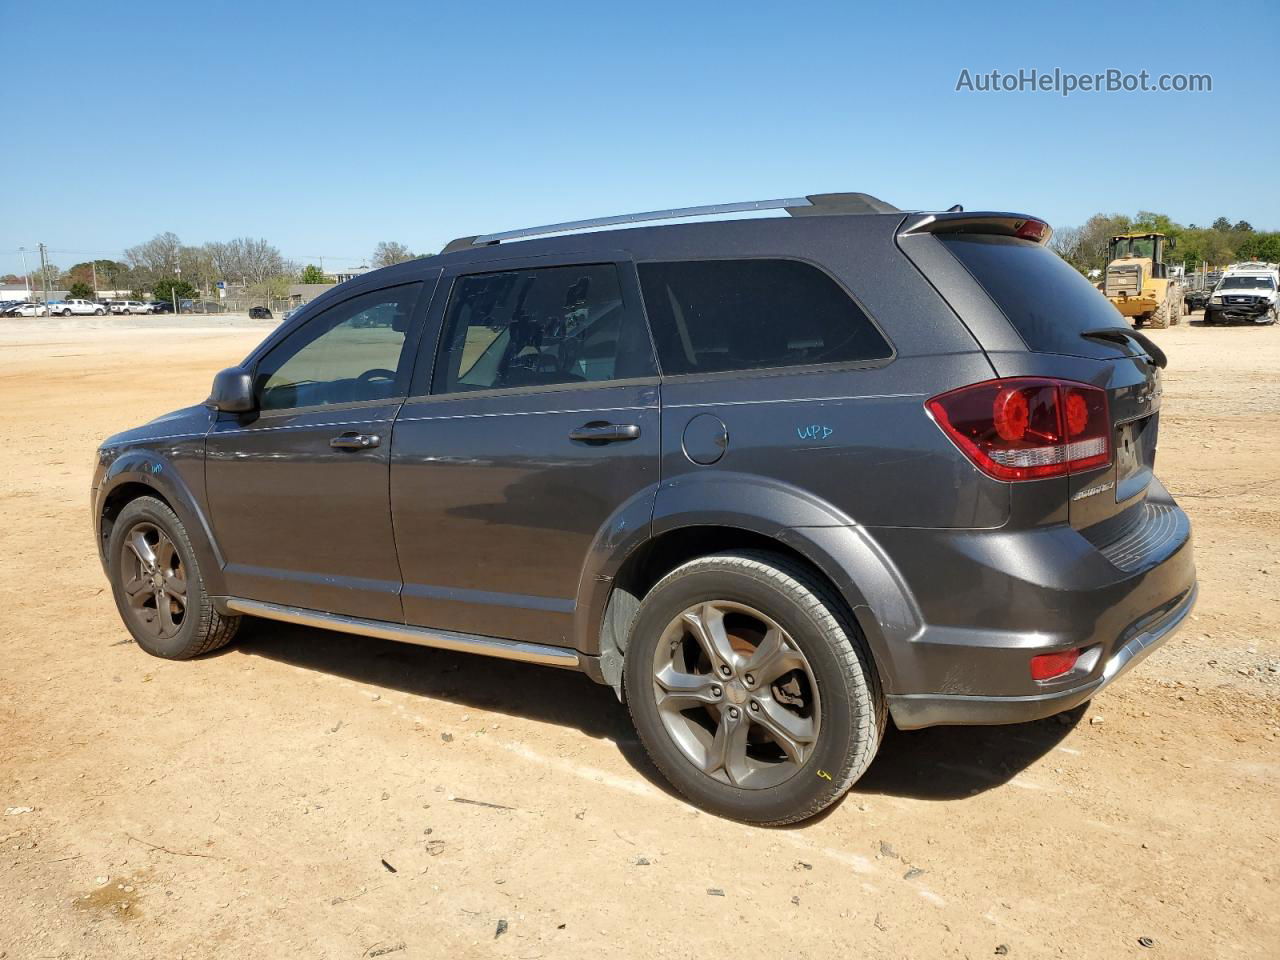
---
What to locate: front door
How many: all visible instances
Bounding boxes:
[205,280,429,621]
[390,258,660,646]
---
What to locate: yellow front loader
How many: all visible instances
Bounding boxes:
[1101,233,1185,329]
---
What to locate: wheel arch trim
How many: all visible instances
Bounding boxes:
[96,451,227,596]
[573,471,923,694]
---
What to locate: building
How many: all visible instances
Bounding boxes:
[330,265,371,284]
[1,283,70,302]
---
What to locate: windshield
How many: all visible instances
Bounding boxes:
[1110,236,1156,260]
[1218,276,1275,291]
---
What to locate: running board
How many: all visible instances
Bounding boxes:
[223,598,582,670]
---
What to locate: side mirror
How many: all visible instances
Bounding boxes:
[209,366,255,413]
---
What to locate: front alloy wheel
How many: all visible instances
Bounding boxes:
[119,521,188,640]
[107,496,240,659]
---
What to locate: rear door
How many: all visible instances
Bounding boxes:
[908,227,1163,531]
[389,256,660,646]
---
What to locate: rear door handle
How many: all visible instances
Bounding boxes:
[569,422,641,443]
[330,432,381,450]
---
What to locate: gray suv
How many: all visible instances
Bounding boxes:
[92,193,1196,824]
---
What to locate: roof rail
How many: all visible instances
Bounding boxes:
[441,193,900,253]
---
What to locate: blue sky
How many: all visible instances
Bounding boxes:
[3,0,1277,277]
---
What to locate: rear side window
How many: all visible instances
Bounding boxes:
[938,234,1127,356]
[637,259,891,375]
[433,264,655,394]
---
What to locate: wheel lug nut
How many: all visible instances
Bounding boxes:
[719,665,732,677]
[750,701,760,712]
[711,685,722,697]
[728,707,739,719]
[744,673,755,686]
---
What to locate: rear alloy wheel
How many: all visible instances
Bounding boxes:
[652,600,822,789]
[625,551,884,825]
[108,496,239,659]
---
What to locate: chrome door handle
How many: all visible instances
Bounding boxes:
[330,432,381,450]
[569,422,641,443]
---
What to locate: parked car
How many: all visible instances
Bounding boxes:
[111,300,154,315]
[149,301,175,314]
[92,192,1196,825]
[1184,288,1213,312]
[50,298,108,316]
[6,302,49,317]
[248,306,273,319]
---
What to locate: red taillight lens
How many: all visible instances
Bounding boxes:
[1030,649,1081,681]
[927,378,1111,481]
[1014,218,1048,242]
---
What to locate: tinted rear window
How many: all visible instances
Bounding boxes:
[637,259,891,375]
[938,234,1127,356]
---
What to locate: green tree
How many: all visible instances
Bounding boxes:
[68,281,95,300]
[299,263,332,284]
[1211,217,1232,232]
[152,277,197,303]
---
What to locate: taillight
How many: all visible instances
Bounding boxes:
[1014,218,1049,242]
[927,378,1111,481]
[1030,648,1081,681]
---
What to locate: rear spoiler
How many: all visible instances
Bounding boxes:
[899,211,1053,247]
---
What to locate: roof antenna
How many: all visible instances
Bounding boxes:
[946,204,964,213]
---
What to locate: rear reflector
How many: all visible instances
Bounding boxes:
[927,378,1111,481]
[1030,649,1081,681]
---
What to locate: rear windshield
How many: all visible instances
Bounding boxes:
[938,234,1128,357]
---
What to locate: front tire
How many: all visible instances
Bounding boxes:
[107,496,240,659]
[624,551,884,825]
[62,308,72,316]
[94,308,105,315]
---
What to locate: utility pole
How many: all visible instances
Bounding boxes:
[18,247,31,298]
[92,261,99,300]
[37,242,50,307]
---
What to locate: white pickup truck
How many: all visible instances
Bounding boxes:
[50,298,108,316]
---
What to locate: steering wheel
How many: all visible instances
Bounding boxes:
[508,352,558,375]
[358,368,397,384]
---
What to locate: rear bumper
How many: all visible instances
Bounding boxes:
[845,478,1196,729]
[887,581,1196,728]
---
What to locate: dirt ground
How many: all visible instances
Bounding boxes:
[1,315,1277,960]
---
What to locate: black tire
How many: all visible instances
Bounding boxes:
[107,496,240,659]
[122,308,131,314]
[94,308,105,315]
[62,308,72,316]
[624,550,885,825]
[1203,310,1215,325]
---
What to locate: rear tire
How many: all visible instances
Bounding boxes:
[107,496,240,659]
[61,308,72,316]
[624,551,884,825]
